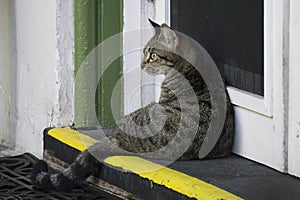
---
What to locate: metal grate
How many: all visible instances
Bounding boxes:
[0,153,120,200]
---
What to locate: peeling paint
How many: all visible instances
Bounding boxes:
[6,0,75,158]
[53,0,75,127]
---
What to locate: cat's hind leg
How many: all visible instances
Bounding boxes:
[31,150,100,191]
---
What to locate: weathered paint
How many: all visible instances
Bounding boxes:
[3,0,75,157]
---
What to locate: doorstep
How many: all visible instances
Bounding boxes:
[44,127,300,200]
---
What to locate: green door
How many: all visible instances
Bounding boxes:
[75,0,123,128]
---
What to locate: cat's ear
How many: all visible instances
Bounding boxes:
[148,19,161,34]
[148,19,160,28]
[159,24,179,49]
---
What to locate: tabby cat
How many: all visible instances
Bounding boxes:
[31,20,234,191]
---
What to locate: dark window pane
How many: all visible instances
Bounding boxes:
[171,0,264,96]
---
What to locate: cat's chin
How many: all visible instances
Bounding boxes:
[147,72,162,76]
[144,70,160,76]
[146,72,158,76]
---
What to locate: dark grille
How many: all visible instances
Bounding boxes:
[0,153,120,200]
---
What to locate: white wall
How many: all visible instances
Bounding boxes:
[0,0,74,158]
[0,0,15,148]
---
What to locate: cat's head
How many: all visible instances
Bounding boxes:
[141,20,180,76]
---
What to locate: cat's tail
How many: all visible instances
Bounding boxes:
[31,150,100,191]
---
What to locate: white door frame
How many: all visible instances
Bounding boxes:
[123,0,167,115]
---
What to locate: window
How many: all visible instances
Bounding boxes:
[171,0,264,96]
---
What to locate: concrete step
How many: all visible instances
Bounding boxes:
[44,126,300,200]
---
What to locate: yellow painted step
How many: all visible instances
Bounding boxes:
[48,127,243,200]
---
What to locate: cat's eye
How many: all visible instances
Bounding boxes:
[150,53,158,61]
